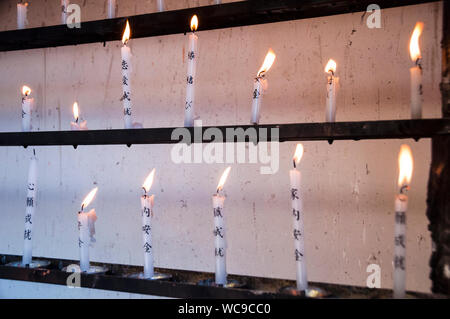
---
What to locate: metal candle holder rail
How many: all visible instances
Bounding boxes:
[0,0,437,52]
[0,119,448,147]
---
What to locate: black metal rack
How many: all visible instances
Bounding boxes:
[0,0,449,297]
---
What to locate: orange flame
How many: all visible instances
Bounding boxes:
[81,187,98,210]
[293,144,304,167]
[142,168,156,193]
[190,15,198,32]
[257,49,276,77]
[409,22,424,62]
[73,102,79,121]
[216,166,231,192]
[22,85,31,96]
[122,20,131,44]
[398,145,413,188]
[324,59,337,74]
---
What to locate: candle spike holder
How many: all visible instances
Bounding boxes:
[198,278,245,289]
[7,259,51,269]
[127,272,172,280]
[281,285,330,298]
[62,264,108,274]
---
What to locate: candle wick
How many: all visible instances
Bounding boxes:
[33,149,36,156]
[416,58,422,70]
[293,159,296,169]
[399,185,409,194]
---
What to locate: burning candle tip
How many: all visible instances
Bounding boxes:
[122,20,131,45]
[190,15,199,32]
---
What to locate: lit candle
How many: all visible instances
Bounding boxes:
[70,102,88,130]
[393,145,413,298]
[21,85,33,132]
[141,169,156,279]
[121,20,133,129]
[22,149,37,266]
[61,0,69,25]
[17,2,28,30]
[324,59,337,122]
[289,144,308,291]
[212,166,231,286]
[108,0,116,19]
[250,49,276,125]
[78,187,98,272]
[157,0,165,12]
[184,15,198,127]
[409,22,424,119]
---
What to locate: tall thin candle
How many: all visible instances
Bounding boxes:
[61,0,69,25]
[17,2,28,30]
[141,169,156,279]
[409,22,424,119]
[157,0,165,12]
[121,20,133,129]
[21,85,33,132]
[22,149,37,266]
[324,59,337,122]
[393,145,413,298]
[78,187,98,272]
[289,144,308,291]
[212,167,231,286]
[184,15,198,127]
[108,0,116,19]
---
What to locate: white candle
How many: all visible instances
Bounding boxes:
[70,102,88,130]
[17,2,28,30]
[409,22,424,119]
[121,21,133,129]
[108,0,116,19]
[324,59,337,122]
[393,145,413,299]
[213,167,231,286]
[141,169,156,279]
[215,0,222,4]
[185,15,198,127]
[21,86,33,132]
[289,144,308,291]
[78,187,98,272]
[22,149,37,266]
[157,0,165,12]
[61,0,69,25]
[250,49,276,125]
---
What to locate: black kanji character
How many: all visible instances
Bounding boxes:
[295,249,303,261]
[213,207,223,218]
[291,188,299,200]
[215,248,225,257]
[293,229,301,240]
[123,107,132,116]
[394,255,405,270]
[214,226,224,238]
[188,51,195,60]
[292,209,300,221]
[26,197,34,207]
[253,88,260,99]
[186,75,193,85]
[395,235,406,248]
[142,224,151,235]
[24,229,32,240]
[143,207,150,217]
[395,212,406,225]
[143,242,152,253]
[121,60,128,70]
[25,214,32,224]
[122,75,129,86]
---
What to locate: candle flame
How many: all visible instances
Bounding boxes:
[257,49,276,77]
[22,85,31,96]
[81,187,98,210]
[324,59,337,74]
[73,102,79,121]
[142,168,156,193]
[293,144,304,166]
[122,20,131,44]
[398,144,413,188]
[409,22,424,62]
[190,15,198,32]
[216,166,231,192]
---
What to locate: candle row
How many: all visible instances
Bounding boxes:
[19,19,425,132]
[21,142,414,297]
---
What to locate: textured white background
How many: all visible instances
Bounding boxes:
[0,0,443,297]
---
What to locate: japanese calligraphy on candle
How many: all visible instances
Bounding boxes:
[78,187,98,272]
[250,49,276,125]
[289,144,308,291]
[409,22,424,119]
[212,166,231,286]
[184,15,198,127]
[21,85,34,132]
[22,149,37,266]
[393,145,413,298]
[324,59,337,122]
[17,2,28,30]
[70,102,88,130]
[141,169,156,279]
[121,20,134,129]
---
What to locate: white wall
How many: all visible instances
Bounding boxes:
[0,0,443,297]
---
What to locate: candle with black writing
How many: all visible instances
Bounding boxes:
[212,167,231,286]
[289,144,308,291]
[409,22,424,119]
[17,2,28,29]
[70,102,88,130]
[324,59,337,122]
[184,15,198,127]
[78,187,98,272]
[250,49,276,124]
[141,169,156,279]
[22,149,37,266]
[21,86,33,132]
[121,20,133,129]
[393,145,413,298]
